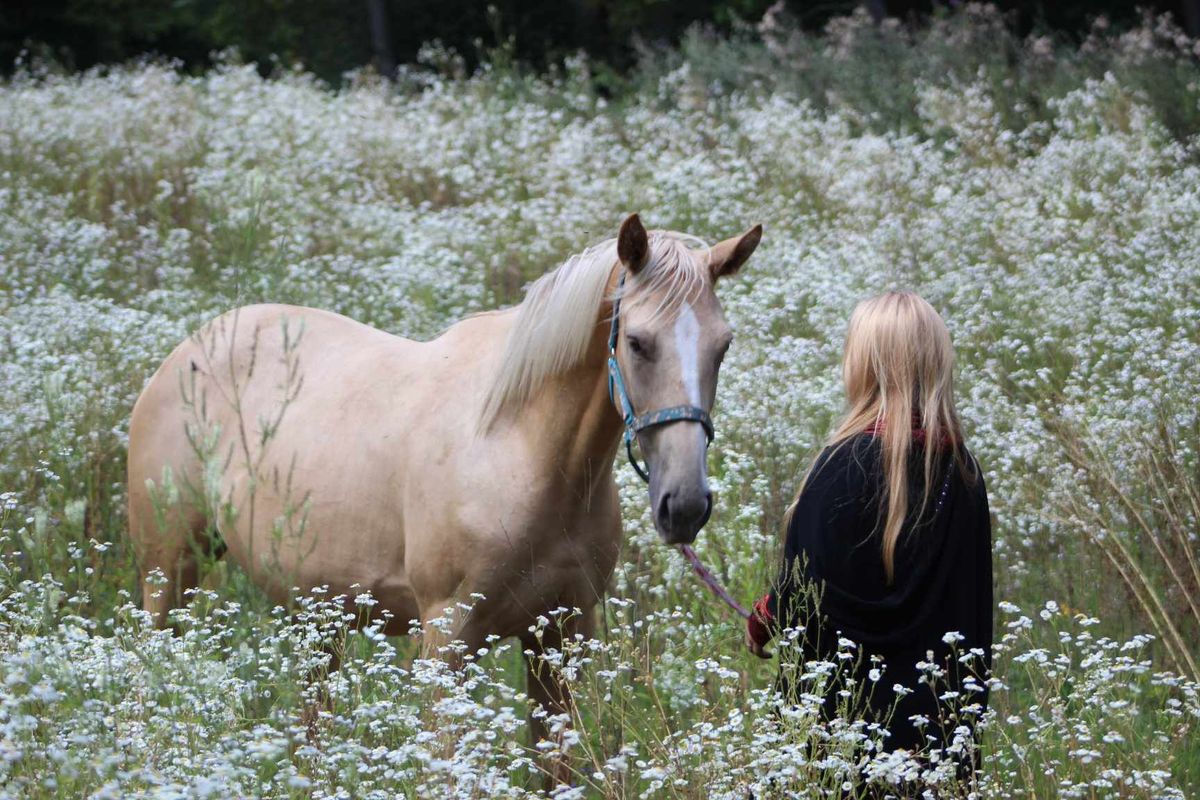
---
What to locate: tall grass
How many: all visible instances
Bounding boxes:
[1047,409,1200,681]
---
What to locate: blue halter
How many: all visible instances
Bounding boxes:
[607,271,715,483]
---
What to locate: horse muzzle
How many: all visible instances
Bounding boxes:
[654,486,713,544]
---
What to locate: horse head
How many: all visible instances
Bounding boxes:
[609,213,762,544]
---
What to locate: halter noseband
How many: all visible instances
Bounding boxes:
[606,271,715,483]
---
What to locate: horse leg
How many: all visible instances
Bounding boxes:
[523,606,595,789]
[411,597,488,777]
[300,641,342,746]
[128,473,210,628]
[418,595,473,668]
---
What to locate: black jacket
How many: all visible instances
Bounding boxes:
[769,433,993,754]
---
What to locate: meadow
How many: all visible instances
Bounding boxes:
[1,5,1199,797]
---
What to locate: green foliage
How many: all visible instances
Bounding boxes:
[631,5,1200,141]
[4,0,1197,88]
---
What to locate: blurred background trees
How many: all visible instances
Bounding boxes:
[2,0,1198,83]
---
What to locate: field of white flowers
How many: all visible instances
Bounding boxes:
[1,6,1199,798]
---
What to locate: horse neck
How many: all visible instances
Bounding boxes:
[521,318,624,489]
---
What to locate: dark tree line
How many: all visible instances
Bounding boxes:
[2,0,1197,82]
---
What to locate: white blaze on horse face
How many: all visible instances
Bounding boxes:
[674,302,702,407]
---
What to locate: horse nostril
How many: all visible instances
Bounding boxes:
[657,491,712,538]
[656,492,673,528]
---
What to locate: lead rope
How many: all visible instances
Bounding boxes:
[678,544,752,620]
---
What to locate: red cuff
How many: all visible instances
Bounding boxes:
[747,593,774,648]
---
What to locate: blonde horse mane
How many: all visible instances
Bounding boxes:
[480,231,711,428]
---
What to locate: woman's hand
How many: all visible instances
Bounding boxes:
[745,626,772,659]
[745,593,774,659]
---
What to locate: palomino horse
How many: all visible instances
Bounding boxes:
[127,213,761,770]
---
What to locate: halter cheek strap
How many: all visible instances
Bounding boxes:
[606,271,715,484]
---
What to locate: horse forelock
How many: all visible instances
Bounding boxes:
[479,231,712,430]
[619,232,710,324]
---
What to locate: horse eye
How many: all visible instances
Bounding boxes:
[627,336,648,358]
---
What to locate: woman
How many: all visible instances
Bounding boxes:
[746,291,993,774]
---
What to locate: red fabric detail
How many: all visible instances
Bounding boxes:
[864,415,955,449]
[747,593,774,649]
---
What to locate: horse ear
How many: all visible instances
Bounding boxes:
[617,213,650,274]
[709,224,762,280]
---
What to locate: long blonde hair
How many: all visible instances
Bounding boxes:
[788,291,971,583]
